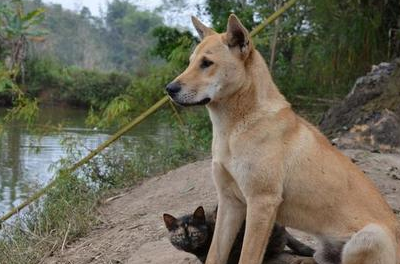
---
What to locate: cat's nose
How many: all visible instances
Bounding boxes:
[166,81,181,95]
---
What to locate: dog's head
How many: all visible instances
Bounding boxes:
[166,14,253,106]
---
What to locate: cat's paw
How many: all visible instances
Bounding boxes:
[290,257,317,264]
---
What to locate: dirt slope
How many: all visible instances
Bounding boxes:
[43,149,400,264]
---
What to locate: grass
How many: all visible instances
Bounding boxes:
[0,175,98,264]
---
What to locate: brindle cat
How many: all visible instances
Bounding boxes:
[163,206,315,263]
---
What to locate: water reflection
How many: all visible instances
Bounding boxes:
[0,107,170,215]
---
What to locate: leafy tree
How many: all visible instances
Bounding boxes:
[0,0,46,124]
[151,26,195,61]
[104,0,163,71]
[25,0,163,72]
[28,2,111,70]
[201,0,256,32]
[0,0,46,81]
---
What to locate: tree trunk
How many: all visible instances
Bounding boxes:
[269,0,282,72]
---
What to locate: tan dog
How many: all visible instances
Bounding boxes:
[166,14,400,264]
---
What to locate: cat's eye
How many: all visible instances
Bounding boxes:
[200,58,214,69]
[190,231,200,237]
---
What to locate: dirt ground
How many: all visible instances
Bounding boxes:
[43,149,400,264]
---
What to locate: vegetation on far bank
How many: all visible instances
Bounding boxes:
[0,0,399,263]
[2,0,399,112]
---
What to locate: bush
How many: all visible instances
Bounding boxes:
[24,57,132,108]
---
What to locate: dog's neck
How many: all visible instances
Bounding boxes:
[206,49,290,134]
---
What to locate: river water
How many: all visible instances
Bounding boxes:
[0,106,170,215]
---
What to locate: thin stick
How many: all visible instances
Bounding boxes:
[169,100,185,127]
[61,222,70,254]
[294,95,339,104]
[269,0,282,72]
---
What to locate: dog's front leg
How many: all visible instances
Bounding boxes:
[206,163,246,264]
[238,194,283,264]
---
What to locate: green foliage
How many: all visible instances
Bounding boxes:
[294,0,399,96]
[0,4,46,39]
[5,96,39,126]
[105,1,163,71]
[0,62,17,93]
[151,26,195,61]
[60,68,132,108]
[0,1,46,39]
[32,2,108,70]
[0,0,47,72]
[90,28,196,127]
[172,108,212,154]
[24,57,132,108]
[203,0,257,32]
[0,0,48,124]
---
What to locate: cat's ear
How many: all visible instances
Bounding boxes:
[163,213,178,231]
[193,206,206,224]
[191,16,216,40]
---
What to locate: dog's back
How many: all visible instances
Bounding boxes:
[276,115,398,236]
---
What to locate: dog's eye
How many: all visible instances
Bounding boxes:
[200,58,214,69]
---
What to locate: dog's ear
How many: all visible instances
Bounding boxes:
[163,213,178,231]
[226,14,252,58]
[193,206,206,224]
[191,16,215,40]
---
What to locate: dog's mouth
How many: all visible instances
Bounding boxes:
[170,97,211,107]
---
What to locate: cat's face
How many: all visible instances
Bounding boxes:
[163,206,210,253]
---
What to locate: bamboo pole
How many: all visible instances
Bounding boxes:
[0,0,299,224]
[249,0,298,38]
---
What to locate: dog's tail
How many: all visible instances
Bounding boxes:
[286,231,315,257]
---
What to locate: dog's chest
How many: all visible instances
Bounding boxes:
[212,159,247,203]
[212,144,259,188]
[213,130,265,169]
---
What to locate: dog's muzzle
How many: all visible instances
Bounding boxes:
[165,81,211,106]
[165,81,181,97]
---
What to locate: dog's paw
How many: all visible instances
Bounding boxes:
[290,257,317,264]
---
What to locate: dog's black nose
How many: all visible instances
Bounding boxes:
[166,82,181,95]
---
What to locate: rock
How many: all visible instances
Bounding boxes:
[320,59,400,153]
[332,109,400,152]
